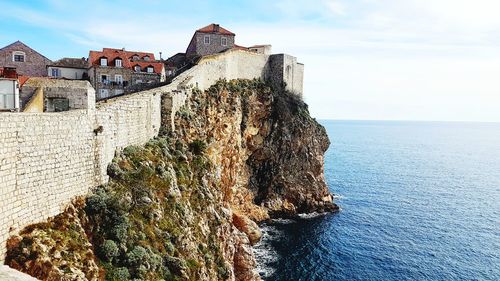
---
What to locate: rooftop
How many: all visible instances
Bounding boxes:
[49,57,88,69]
[88,48,163,74]
[196,24,235,36]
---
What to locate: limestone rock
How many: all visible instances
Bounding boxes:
[232,213,262,245]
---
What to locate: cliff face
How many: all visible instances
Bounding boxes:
[175,80,337,219]
[5,80,337,280]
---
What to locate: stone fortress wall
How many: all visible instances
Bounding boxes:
[0,49,303,262]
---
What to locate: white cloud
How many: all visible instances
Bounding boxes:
[325,0,347,15]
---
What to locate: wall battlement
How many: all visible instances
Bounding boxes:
[0,50,303,262]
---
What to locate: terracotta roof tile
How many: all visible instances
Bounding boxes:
[18,76,30,86]
[130,62,164,74]
[197,24,235,36]
[88,48,163,74]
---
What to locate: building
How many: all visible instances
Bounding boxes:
[20,77,94,112]
[88,48,166,100]
[186,24,236,58]
[0,41,52,77]
[268,54,304,96]
[47,57,88,80]
[0,67,20,111]
[248,45,272,55]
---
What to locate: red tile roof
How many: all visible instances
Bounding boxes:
[18,76,31,86]
[130,62,164,74]
[88,48,163,74]
[197,24,235,36]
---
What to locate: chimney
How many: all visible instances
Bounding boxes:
[159,51,162,60]
[214,24,220,32]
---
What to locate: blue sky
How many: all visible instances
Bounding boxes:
[1,0,499,122]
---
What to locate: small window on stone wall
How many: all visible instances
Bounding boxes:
[204,35,210,45]
[13,51,25,62]
[46,98,69,112]
[221,37,227,46]
[51,68,60,77]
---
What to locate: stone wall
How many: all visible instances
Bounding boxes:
[267,54,304,97]
[0,110,96,259]
[0,90,162,261]
[94,89,162,184]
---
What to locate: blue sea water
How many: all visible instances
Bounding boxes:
[254,120,500,281]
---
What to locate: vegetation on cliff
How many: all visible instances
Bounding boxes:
[5,79,336,281]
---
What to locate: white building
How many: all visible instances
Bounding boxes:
[0,78,20,111]
[47,57,88,80]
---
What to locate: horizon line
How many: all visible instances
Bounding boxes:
[316,118,500,124]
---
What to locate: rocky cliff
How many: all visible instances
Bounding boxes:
[5,79,337,280]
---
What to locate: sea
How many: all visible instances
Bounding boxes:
[254,120,500,281]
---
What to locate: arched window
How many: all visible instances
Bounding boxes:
[12,51,25,62]
[131,54,140,61]
[134,65,141,72]
[143,55,150,61]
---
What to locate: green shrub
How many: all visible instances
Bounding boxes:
[105,266,130,281]
[99,240,119,261]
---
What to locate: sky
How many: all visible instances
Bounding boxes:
[1,0,499,122]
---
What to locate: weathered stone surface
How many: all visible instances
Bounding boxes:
[0,265,39,281]
[233,213,262,246]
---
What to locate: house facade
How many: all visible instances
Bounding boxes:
[186,24,236,58]
[47,58,88,80]
[88,48,165,100]
[0,41,52,77]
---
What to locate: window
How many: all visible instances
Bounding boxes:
[47,98,69,112]
[114,89,124,95]
[51,68,60,77]
[100,89,109,98]
[132,55,139,61]
[147,67,154,73]
[221,37,227,46]
[0,91,15,109]
[12,51,25,62]
[204,35,210,44]
[114,74,123,84]
[115,59,122,67]
[101,75,108,84]
[134,65,141,72]
[143,56,150,61]
[100,57,108,66]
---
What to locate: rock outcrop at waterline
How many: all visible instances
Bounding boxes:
[5,80,337,280]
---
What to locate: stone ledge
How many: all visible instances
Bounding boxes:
[0,265,39,280]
